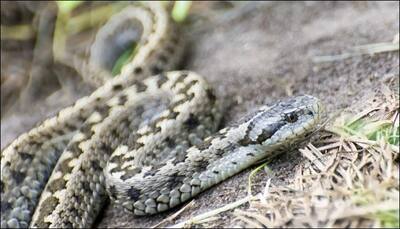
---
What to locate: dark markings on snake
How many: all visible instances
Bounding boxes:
[256,129,273,143]
[48,177,66,193]
[238,135,255,146]
[185,93,195,102]
[143,170,157,178]
[150,65,162,75]
[135,105,145,116]
[195,159,209,171]
[1,201,12,212]
[96,105,110,116]
[133,80,147,92]
[65,123,76,131]
[11,171,25,185]
[134,67,143,74]
[164,137,176,148]
[121,167,143,181]
[172,73,187,87]
[57,158,74,179]
[127,187,141,201]
[177,80,198,94]
[170,98,187,108]
[184,114,199,130]
[79,124,95,137]
[118,94,128,105]
[91,161,102,171]
[167,174,186,190]
[165,45,175,54]
[215,149,224,157]
[112,84,123,91]
[206,88,216,103]
[82,180,91,193]
[158,54,168,64]
[135,141,145,149]
[64,221,73,228]
[157,73,168,87]
[196,138,212,151]
[19,152,33,161]
[107,185,118,200]
[55,129,66,136]
[171,152,187,166]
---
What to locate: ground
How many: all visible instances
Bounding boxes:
[1,1,399,228]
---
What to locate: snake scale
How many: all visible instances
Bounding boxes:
[1,2,322,228]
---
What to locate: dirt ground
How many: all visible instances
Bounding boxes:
[1,1,399,228]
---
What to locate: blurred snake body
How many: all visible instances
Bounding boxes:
[0,2,322,228]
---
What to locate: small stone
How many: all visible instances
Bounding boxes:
[179,184,191,193]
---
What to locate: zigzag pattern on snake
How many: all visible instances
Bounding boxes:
[1,2,322,228]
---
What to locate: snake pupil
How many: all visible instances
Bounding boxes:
[285,113,298,123]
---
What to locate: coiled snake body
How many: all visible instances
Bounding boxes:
[1,3,322,228]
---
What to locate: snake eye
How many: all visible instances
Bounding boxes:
[284,112,298,123]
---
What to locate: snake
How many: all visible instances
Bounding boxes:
[0,2,322,228]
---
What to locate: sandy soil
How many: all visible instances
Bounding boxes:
[1,1,399,228]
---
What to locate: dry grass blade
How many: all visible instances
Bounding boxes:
[167,196,256,228]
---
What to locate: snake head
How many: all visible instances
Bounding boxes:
[240,95,323,147]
